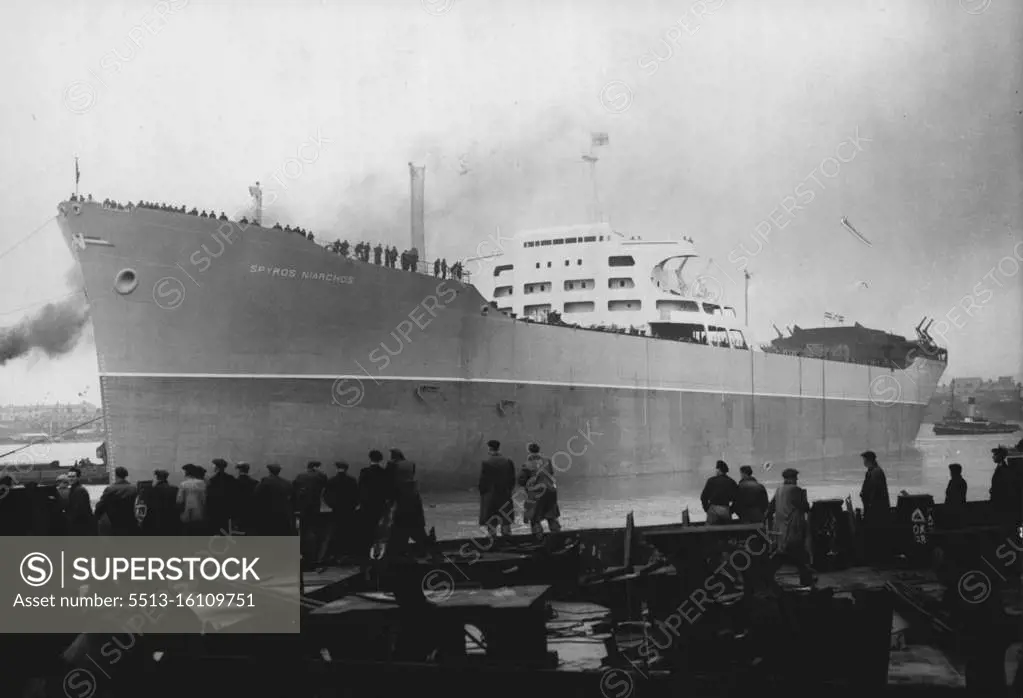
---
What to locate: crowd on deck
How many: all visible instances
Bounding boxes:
[68,193,466,281]
[697,441,1023,588]
[0,438,566,567]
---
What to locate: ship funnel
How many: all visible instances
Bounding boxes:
[409,163,426,269]
[772,323,783,339]
[967,397,976,418]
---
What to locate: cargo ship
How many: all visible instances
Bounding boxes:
[54,182,946,489]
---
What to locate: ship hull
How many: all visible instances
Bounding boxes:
[56,202,946,488]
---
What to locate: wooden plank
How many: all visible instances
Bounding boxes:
[311,585,551,616]
[644,523,764,538]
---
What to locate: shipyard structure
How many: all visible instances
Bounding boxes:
[55,179,946,489]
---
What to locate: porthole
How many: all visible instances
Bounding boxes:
[115,268,139,295]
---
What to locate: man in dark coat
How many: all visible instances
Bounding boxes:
[94,466,139,535]
[142,469,180,535]
[358,450,391,555]
[518,442,560,534]
[383,449,429,555]
[700,461,737,525]
[205,458,236,535]
[942,463,967,529]
[321,462,359,560]
[233,462,258,534]
[859,450,891,562]
[989,446,1021,527]
[254,463,295,535]
[64,467,96,535]
[294,461,329,564]
[479,440,516,538]
[944,463,967,506]
[733,465,769,524]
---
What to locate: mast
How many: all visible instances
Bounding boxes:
[581,153,601,223]
[583,133,608,223]
[248,181,263,226]
[409,163,426,269]
[744,270,751,326]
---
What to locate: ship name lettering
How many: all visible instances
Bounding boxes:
[249,264,297,278]
[299,271,354,284]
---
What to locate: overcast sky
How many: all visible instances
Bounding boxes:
[0,0,1020,405]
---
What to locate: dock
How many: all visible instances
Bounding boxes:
[1,485,1019,696]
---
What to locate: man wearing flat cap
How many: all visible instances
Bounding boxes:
[859,450,891,562]
[294,461,329,564]
[479,439,516,539]
[767,468,815,587]
[206,458,236,536]
[233,462,258,534]
[254,463,295,535]
[321,462,359,560]
[142,468,180,535]
[989,445,1021,525]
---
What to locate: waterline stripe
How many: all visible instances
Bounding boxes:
[97,372,928,406]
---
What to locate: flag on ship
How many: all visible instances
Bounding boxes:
[824,312,845,323]
[591,132,609,147]
[75,157,80,186]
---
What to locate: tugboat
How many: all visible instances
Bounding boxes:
[933,380,1021,435]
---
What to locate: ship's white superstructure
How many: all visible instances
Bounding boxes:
[487,222,748,349]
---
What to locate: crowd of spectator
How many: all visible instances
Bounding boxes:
[69,193,466,281]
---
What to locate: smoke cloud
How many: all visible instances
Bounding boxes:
[0,268,90,366]
[329,106,598,256]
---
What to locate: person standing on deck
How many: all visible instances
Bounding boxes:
[233,462,258,534]
[253,463,295,535]
[294,461,329,565]
[859,450,892,562]
[382,450,430,556]
[733,465,769,524]
[95,466,139,536]
[519,442,562,535]
[143,469,180,535]
[205,458,236,535]
[989,446,1022,528]
[177,464,208,535]
[479,440,516,539]
[941,462,968,530]
[944,463,967,507]
[767,468,816,587]
[321,461,359,561]
[701,461,737,525]
[359,450,391,555]
[64,467,96,535]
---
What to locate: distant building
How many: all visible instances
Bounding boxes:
[0,402,102,433]
[952,377,983,393]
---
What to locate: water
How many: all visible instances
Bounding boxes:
[2,429,1016,540]
[0,440,104,469]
